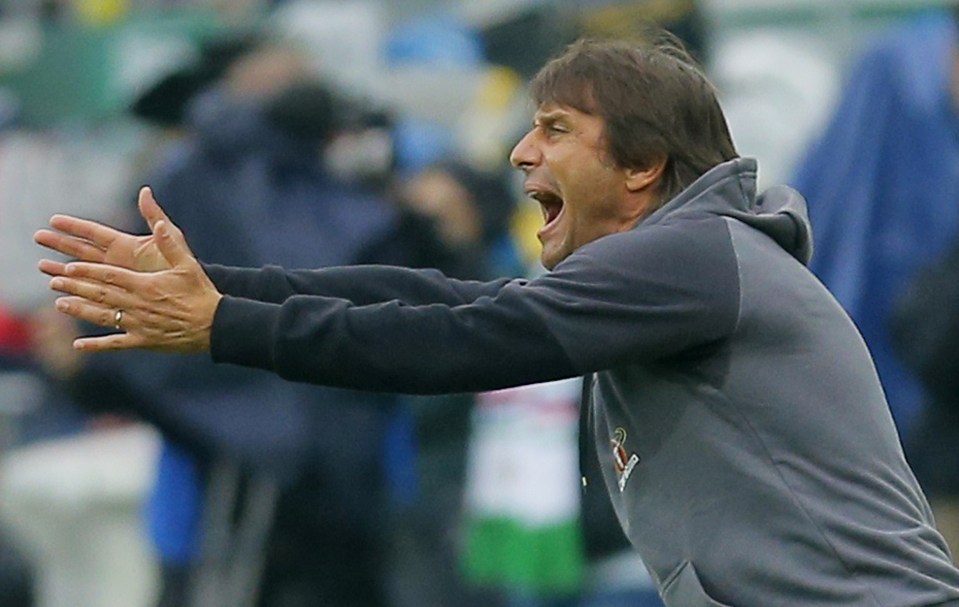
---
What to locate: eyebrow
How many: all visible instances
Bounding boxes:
[534,110,571,125]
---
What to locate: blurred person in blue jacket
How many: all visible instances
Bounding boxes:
[386,157,523,607]
[38,34,415,607]
[791,9,959,552]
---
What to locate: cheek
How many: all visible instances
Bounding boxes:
[565,191,625,247]
[563,157,616,199]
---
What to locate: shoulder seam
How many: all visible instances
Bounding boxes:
[721,217,745,336]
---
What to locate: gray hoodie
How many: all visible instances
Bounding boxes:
[208,158,959,606]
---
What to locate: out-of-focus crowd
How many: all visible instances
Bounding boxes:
[1,1,959,607]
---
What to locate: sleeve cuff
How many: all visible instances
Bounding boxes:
[210,295,281,371]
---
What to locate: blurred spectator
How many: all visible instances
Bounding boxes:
[0,304,37,607]
[139,42,399,607]
[476,0,707,84]
[576,0,708,62]
[385,158,522,607]
[713,30,838,189]
[0,63,142,607]
[391,159,521,279]
[791,10,959,551]
[464,379,585,607]
[37,34,423,607]
[891,233,959,557]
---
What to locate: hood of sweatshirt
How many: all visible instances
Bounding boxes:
[644,157,814,265]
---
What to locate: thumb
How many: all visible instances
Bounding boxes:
[138,186,171,232]
[153,219,195,268]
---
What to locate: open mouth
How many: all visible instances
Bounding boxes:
[527,189,565,232]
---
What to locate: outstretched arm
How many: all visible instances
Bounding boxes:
[34,190,739,396]
[209,223,740,394]
[202,263,516,308]
[35,187,514,354]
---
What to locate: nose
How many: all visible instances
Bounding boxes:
[509,129,539,172]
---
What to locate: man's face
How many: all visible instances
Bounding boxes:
[510,103,641,270]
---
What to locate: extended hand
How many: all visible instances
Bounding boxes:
[37,190,223,353]
[35,187,171,277]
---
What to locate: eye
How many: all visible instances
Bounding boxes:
[545,123,568,137]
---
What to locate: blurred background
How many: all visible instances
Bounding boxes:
[1,0,959,606]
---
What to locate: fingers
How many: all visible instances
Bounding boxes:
[53,295,120,329]
[50,263,142,308]
[138,187,171,232]
[49,273,133,312]
[153,220,196,269]
[51,289,182,354]
[74,332,149,353]
[47,214,122,251]
[139,186,194,269]
[52,296,149,352]
[38,259,68,277]
[34,228,108,263]
[61,261,137,285]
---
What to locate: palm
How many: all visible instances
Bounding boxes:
[105,233,169,273]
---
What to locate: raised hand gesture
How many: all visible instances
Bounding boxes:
[34,187,222,353]
[35,187,172,277]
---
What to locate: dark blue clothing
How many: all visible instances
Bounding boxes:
[791,12,959,439]
[89,89,405,570]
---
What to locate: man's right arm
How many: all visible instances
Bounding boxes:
[203,263,516,307]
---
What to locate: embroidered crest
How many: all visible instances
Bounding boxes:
[610,427,640,492]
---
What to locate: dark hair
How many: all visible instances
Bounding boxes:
[529,35,738,204]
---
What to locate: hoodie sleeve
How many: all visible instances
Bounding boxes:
[209,216,741,394]
[203,263,514,306]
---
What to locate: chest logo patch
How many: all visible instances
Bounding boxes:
[611,427,640,492]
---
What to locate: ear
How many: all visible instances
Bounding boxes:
[625,157,667,193]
